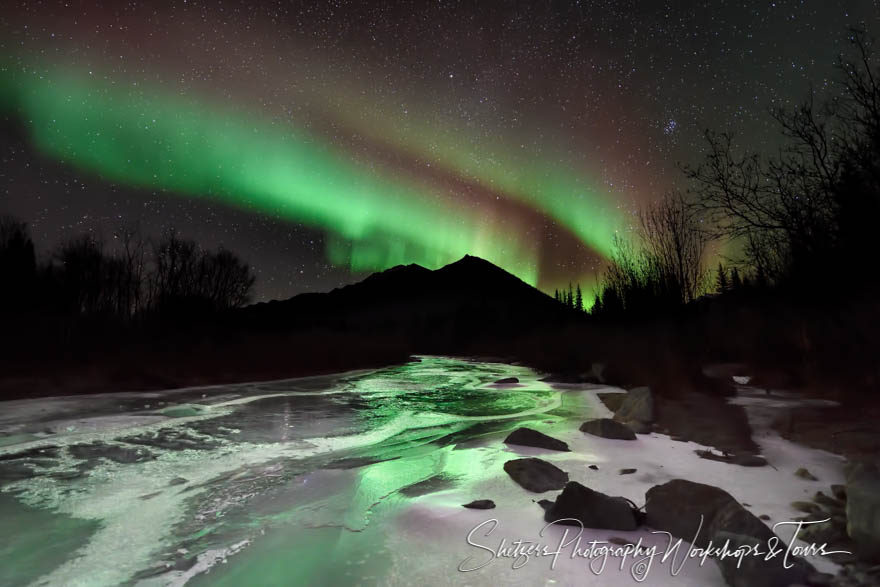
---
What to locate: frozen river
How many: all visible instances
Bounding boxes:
[0,356,846,586]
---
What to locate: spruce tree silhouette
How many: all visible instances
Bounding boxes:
[716,263,728,293]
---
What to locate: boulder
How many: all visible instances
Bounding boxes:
[597,393,626,412]
[645,479,777,549]
[795,467,818,481]
[619,468,637,475]
[503,458,569,493]
[543,482,639,530]
[504,427,570,452]
[494,377,519,384]
[712,531,814,587]
[846,464,880,560]
[589,363,606,383]
[791,501,824,516]
[463,499,496,509]
[580,418,636,441]
[813,491,844,512]
[797,519,847,545]
[695,450,767,467]
[614,386,654,426]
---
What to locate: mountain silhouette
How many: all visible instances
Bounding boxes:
[238,255,580,349]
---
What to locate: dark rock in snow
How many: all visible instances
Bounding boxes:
[791,501,824,515]
[795,467,819,481]
[695,449,767,467]
[712,531,814,587]
[504,427,570,452]
[503,458,569,493]
[579,418,636,441]
[619,468,637,475]
[813,491,845,512]
[463,499,495,509]
[494,377,519,384]
[646,480,821,586]
[588,465,599,470]
[537,499,554,511]
[614,386,654,427]
[543,482,639,530]
[400,473,458,497]
[645,479,779,549]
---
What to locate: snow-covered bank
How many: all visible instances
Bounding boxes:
[388,383,847,586]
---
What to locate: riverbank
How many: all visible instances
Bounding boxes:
[0,331,413,401]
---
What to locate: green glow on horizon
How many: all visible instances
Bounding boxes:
[0,66,540,284]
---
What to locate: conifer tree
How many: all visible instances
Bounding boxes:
[716,263,728,293]
[730,267,742,290]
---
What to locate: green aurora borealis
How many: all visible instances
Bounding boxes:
[1,63,627,292]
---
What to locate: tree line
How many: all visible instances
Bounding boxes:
[554,283,585,312]
[0,217,256,323]
[591,28,880,318]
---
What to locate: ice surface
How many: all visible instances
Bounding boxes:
[0,357,847,586]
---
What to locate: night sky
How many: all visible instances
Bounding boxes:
[1,1,877,302]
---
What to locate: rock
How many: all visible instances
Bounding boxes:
[494,377,519,384]
[597,392,626,412]
[543,482,639,530]
[588,464,599,470]
[813,491,845,512]
[791,501,824,516]
[169,477,189,486]
[645,479,778,550]
[795,467,819,481]
[580,418,636,441]
[503,458,569,493]
[463,499,496,509]
[759,514,770,520]
[589,363,606,383]
[734,455,768,467]
[619,468,637,475]
[831,484,847,501]
[504,427,570,452]
[695,450,767,467]
[846,464,880,560]
[614,386,654,425]
[712,531,814,587]
[536,499,554,511]
[798,519,847,545]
